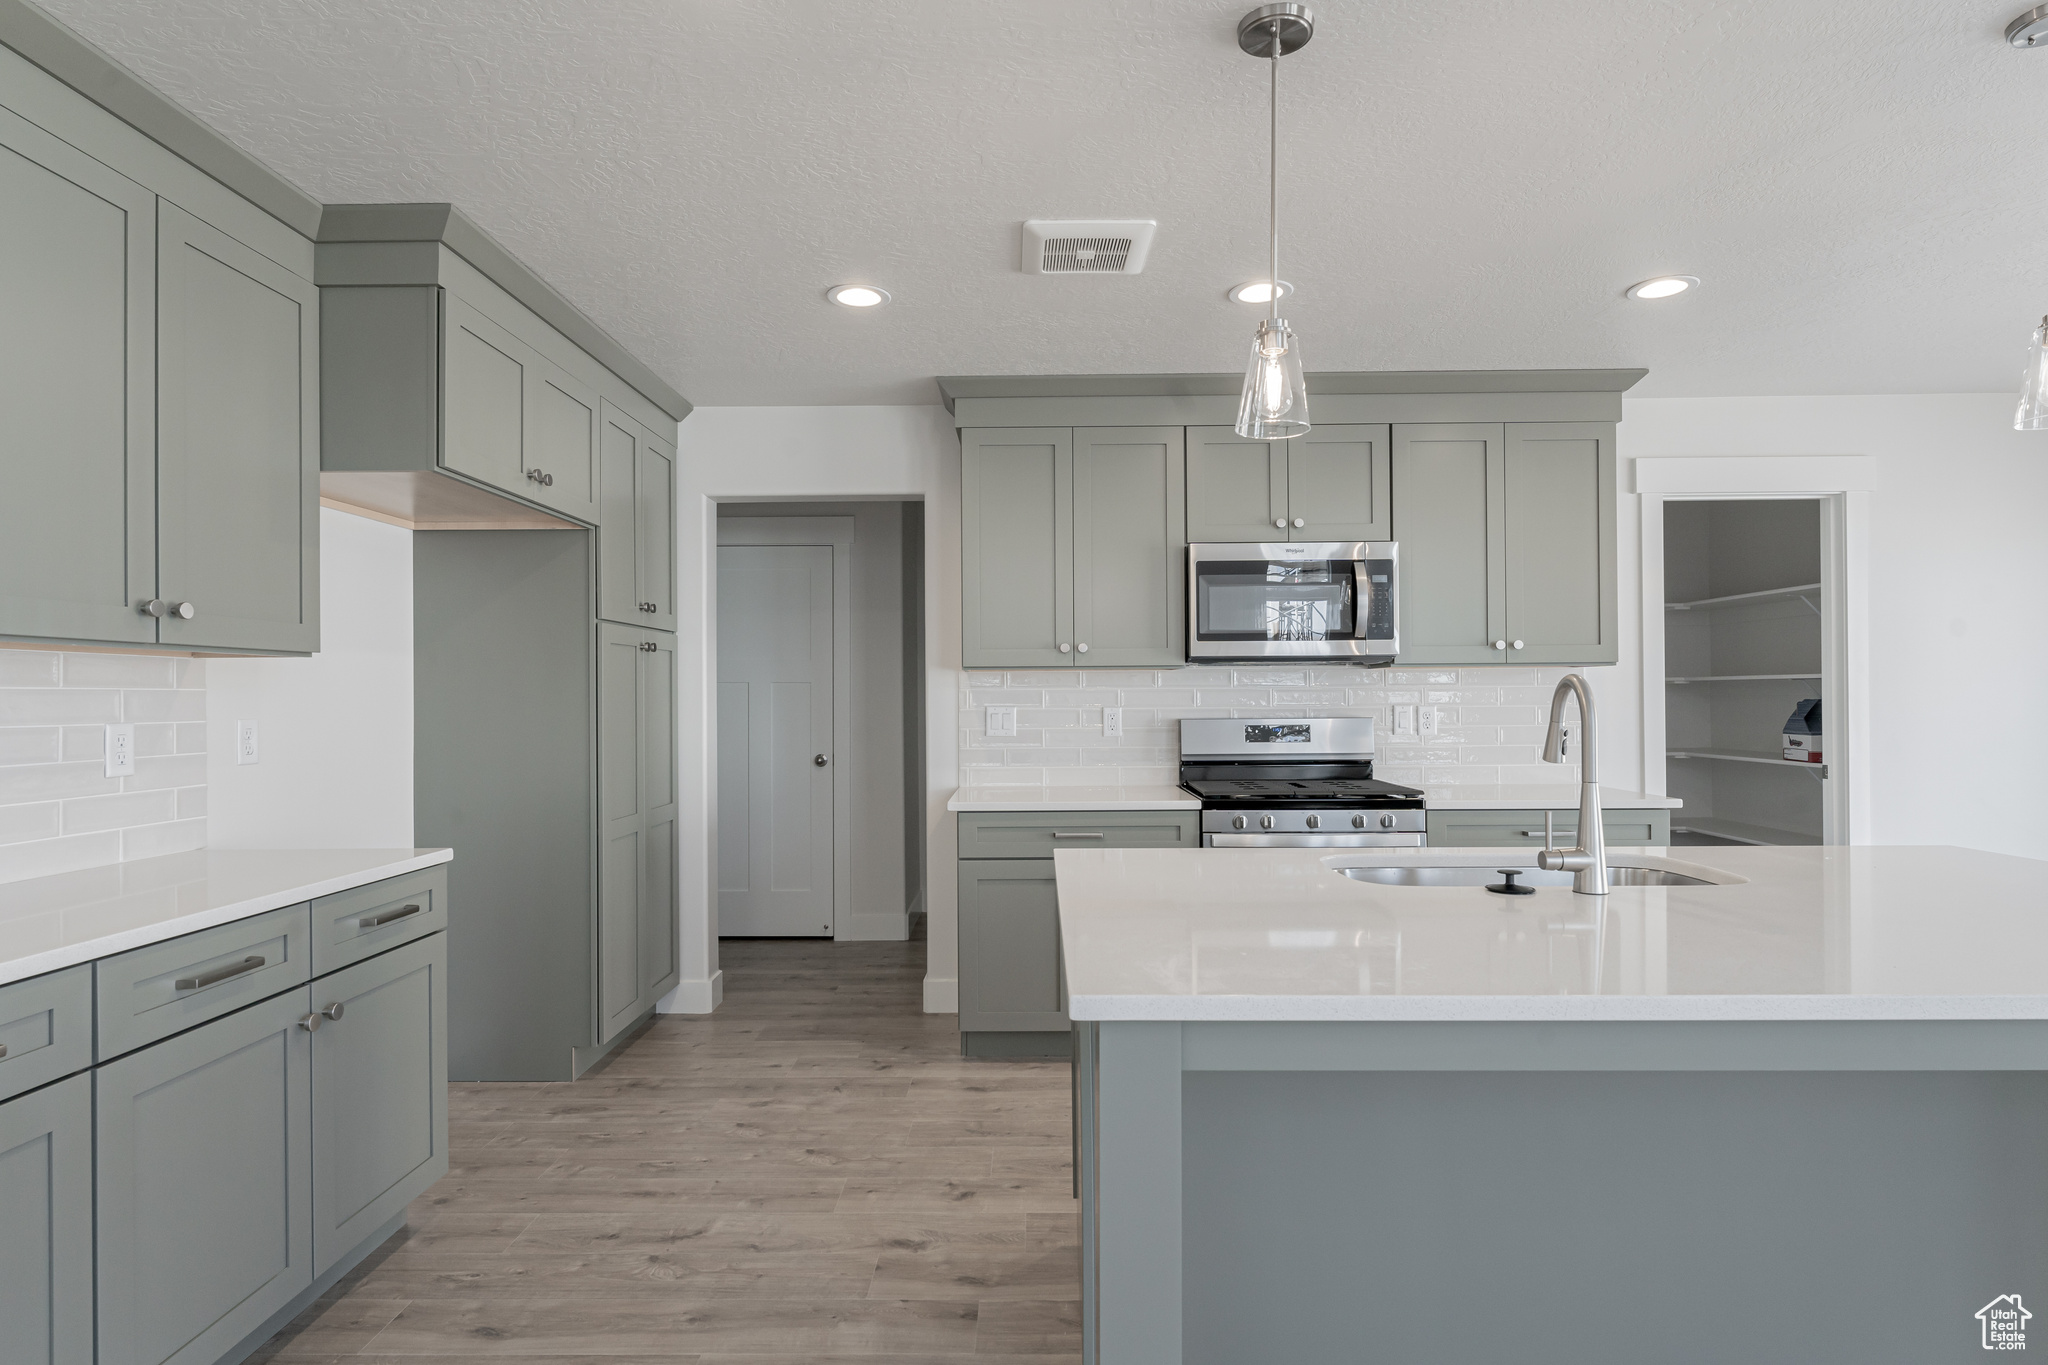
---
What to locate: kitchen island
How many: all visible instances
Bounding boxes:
[1060,844,2048,1365]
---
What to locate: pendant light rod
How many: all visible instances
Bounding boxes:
[1269,23,1280,324]
[1234,4,1315,443]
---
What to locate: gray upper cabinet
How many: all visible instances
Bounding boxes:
[155,202,320,653]
[440,291,600,523]
[0,103,156,647]
[309,932,448,1276]
[1502,422,1617,665]
[96,985,314,1365]
[962,426,1185,668]
[1186,425,1389,543]
[1390,421,1616,666]
[598,400,678,631]
[597,623,681,1045]
[1391,423,1505,665]
[0,1073,94,1365]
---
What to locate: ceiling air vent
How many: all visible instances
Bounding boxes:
[1022,220,1157,275]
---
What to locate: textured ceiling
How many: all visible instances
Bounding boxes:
[34,0,2048,405]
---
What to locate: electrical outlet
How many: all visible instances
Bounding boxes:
[103,723,134,778]
[986,706,1017,738]
[1103,706,1123,737]
[1418,706,1438,738]
[236,719,260,765]
[1393,704,1416,736]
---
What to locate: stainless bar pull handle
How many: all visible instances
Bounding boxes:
[175,955,265,991]
[1051,832,1106,840]
[358,903,421,929]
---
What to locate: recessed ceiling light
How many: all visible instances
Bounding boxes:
[1626,275,1699,300]
[827,285,889,308]
[1228,279,1294,304]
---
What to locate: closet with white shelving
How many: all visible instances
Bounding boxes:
[1662,499,1826,846]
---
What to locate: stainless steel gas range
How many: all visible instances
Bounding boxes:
[1178,717,1426,848]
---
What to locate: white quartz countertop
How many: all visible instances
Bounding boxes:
[0,848,453,986]
[1423,785,1680,810]
[948,785,1201,811]
[1056,844,2048,1023]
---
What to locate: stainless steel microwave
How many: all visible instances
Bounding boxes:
[1186,541,1398,663]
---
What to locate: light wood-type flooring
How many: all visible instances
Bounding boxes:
[250,935,1080,1364]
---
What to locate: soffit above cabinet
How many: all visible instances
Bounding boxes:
[935,368,1647,429]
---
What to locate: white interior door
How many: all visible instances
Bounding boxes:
[717,543,835,935]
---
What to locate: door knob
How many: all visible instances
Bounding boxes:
[814,754,829,766]
[1493,640,1508,650]
[1293,518,1305,528]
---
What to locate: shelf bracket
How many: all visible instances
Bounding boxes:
[1796,594,1820,617]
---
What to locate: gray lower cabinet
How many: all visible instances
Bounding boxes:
[597,399,677,630]
[1185,424,1390,542]
[956,810,1202,1054]
[1391,421,1617,666]
[95,984,314,1365]
[961,426,1185,668]
[1426,807,1672,848]
[597,623,682,1045]
[0,1072,94,1365]
[309,933,449,1275]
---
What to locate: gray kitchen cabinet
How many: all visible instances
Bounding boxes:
[957,859,1067,1033]
[0,964,92,1102]
[0,102,157,648]
[1186,425,1390,543]
[96,984,314,1365]
[0,1073,94,1365]
[309,866,448,977]
[308,932,448,1276]
[1426,807,1671,848]
[598,399,678,631]
[440,292,599,524]
[95,901,311,1060]
[154,201,320,654]
[1392,421,1617,666]
[597,622,681,1045]
[961,426,1185,668]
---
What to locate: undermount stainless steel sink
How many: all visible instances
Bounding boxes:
[1336,864,1729,888]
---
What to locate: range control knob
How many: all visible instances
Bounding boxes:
[1380,813,1397,830]
[1352,814,1367,829]
[1305,814,1321,830]
[1260,814,1276,831]
[1232,815,1247,830]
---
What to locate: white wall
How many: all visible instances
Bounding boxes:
[1617,393,2048,859]
[207,507,415,848]
[673,406,960,1013]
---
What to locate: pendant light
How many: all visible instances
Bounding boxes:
[1234,4,1314,441]
[2018,316,2048,430]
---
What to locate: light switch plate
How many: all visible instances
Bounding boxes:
[1103,707,1123,737]
[986,706,1017,738]
[103,724,134,778]
[1393,704,1416,736]
[236,719,260,765]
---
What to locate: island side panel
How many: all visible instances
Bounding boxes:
[1088,1021,1182,1365]
[1179,1065,2048,1365]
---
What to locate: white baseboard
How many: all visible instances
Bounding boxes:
[922,974,957,1014]
[663,970,724,1014]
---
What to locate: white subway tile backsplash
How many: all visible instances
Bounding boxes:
[0,649,207,886]
[959,665,1583,788]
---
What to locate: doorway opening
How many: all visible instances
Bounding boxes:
[1661,498,1831,846]
[713,500,925,949]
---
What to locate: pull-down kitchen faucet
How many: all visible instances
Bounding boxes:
[1536,673,1608,895]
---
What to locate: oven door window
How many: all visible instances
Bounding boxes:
[1195,560,1357,642]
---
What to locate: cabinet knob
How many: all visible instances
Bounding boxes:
[526,468,554,488]
[298,1012,321,1033]
[639,641,657,652]
[173,602,194,619]
[141,599,167,617]
[1512,640,1524,650]
[640,602,658,613]
[814,753,829,767]
[1274,518,1287,529]
[320,1001,344,1022]
[1494,640,1508,650]
[1059,643,1071,653]
[1293,518,1305,528]
[1076,643,1088,653]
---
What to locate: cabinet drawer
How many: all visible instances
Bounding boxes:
[311,868,448,977]
[957,810,1201,860]
[1426,809,1671,848]
[0,964,92,1103]
[95,904,311,1059]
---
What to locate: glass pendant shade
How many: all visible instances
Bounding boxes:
[2018,316,2048,431]
[1236,317,1310,439]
